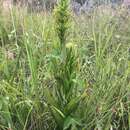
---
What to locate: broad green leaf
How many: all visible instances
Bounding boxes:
[63,116,81,130]
[50,106,65,129]
[64,96,81,115]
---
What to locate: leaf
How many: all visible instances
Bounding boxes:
[50,106,65,129]
[44,87,65,129]
[0,97,3,110]
[0,96,13,129]
[64,96,81,115]
[63,116,81,130]
[0,24,9,46]
[44,88,58,107]
[51,106,65,118]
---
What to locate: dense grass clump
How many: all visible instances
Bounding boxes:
[0,2,130,130]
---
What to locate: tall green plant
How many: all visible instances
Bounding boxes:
[45,0,82,129]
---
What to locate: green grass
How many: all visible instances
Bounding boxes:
[0,3,130,130]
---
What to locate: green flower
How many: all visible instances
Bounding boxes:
[65,42,74,48]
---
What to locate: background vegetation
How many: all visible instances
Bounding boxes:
[0,0,130,130]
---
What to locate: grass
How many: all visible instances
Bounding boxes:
[0,1,130,130]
